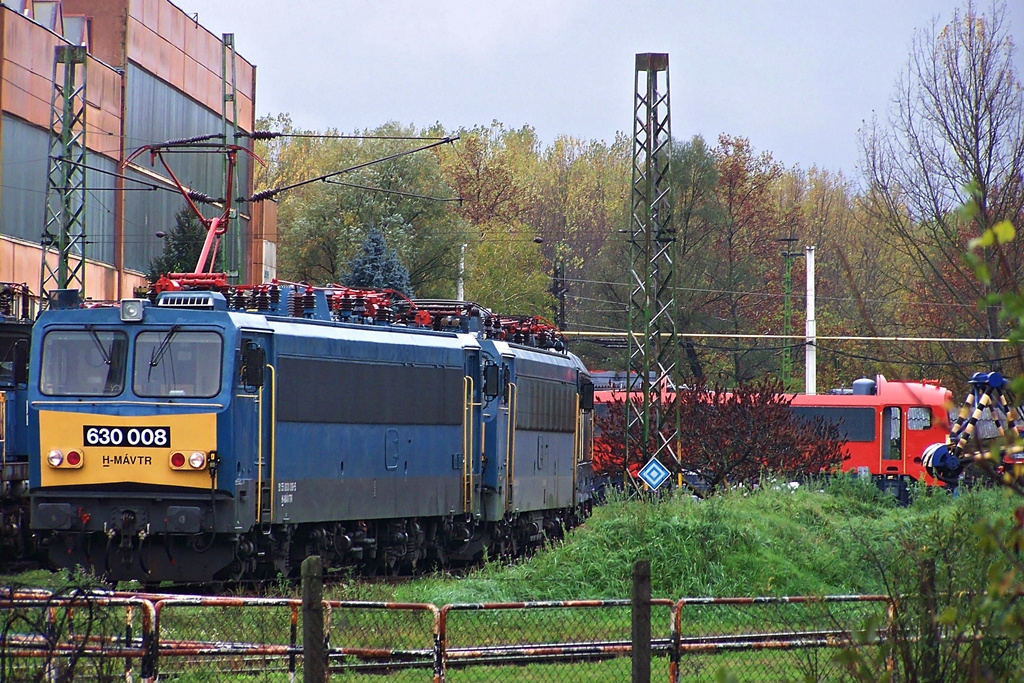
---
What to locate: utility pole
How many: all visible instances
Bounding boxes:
[805,245,817,395]
[627,53,677,482]
[41,45,88,306]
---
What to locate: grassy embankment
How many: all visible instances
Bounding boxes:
[376,476,1020,605]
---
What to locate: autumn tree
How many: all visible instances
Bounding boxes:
[529,134,631,333]
[257,119,465,295]
[436,124,554,315]
[862,0,1024,379]
[665,136,726,381]
[673,378,847,490]
[772,166,926,387]
[702,135,788,383]
[593,379,847,492]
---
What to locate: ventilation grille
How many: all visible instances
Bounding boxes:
[157,293,217,310]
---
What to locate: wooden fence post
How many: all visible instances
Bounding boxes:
[632,559,651,683]
[303,555,326,682]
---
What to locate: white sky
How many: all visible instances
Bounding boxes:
[175,1,1024,179]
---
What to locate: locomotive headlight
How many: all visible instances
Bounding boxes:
[120,298,146,322]
[47,450,64,467]
[188,451,206,469]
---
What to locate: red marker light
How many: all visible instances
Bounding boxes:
[170,452,185,468]
[66,451,82,466]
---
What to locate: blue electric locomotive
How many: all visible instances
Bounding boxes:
[28,283,594,583]
[0,283,34,562]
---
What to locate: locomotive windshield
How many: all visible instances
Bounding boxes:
[40,329,128,396]
[133,330,223,398]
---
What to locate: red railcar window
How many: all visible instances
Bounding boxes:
[790,406,875,442]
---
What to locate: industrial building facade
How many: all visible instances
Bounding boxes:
[0,0,275,303]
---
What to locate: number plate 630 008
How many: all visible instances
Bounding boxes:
[83,426,170,447]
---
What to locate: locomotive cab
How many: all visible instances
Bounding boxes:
[28,292,262,582]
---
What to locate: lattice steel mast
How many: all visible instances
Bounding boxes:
[41,45,88,304]
[626,53,677,479]
[222,33,243,284]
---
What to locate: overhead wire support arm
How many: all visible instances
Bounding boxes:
[123,140,266,275]
[246,135,460,202]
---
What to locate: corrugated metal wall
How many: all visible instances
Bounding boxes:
[0,116,48,244]
[1,1,266,290]
[122,64,251,275]
[1,115,115,265]
[83,155,116,265]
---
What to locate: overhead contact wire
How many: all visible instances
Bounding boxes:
[247,135,459,202]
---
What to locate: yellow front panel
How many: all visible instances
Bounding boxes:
[39,410,217,488]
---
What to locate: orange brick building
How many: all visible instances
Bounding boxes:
[0,0,276,303]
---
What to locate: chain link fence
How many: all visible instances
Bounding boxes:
[671,595,890,682]
[440,599,674,682]
[0,587,155,682]
[326,601,439,679]
[155,596,303,681]
[0,587,899,682]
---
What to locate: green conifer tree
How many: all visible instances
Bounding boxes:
[344,229,412,296]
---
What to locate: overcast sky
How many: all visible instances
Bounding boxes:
[176,1,1024,180]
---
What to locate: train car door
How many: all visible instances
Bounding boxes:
[463,349,484,519]
[236,332,273,529]
[880,406,903,475]
[480,351,513,522]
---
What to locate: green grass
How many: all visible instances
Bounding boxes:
[382,477,1019,606]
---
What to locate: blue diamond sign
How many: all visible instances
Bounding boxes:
[638,457,671,491]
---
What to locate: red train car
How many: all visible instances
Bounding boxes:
[592,374,954,492]
[590,371,673,479]
[788,375,953,489]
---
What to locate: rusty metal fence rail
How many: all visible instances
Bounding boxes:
[0,590,894,682]
[155,596,304,681]
[440,599,674,682]
[325,600,440,679]
[0,588,156,682]
[669,595,892,682]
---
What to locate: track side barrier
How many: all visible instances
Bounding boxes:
[325,600,441,680]
[0,590,903,681]
[155,595,303,680]
[0,591,156,682]
[670,594,893,682]
[439,599,676,682]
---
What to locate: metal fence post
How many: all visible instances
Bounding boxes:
[632,560,651,683]
[303,555,326,682]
